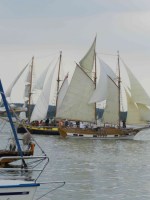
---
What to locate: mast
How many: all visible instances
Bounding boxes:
[117,51,121,128]
[94,50,97,123]
[56,51,62,116]
[28,56,34,122]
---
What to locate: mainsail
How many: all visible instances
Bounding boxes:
[79,36,96,75]
[56,64,95,122]
[30,65,56,122]
[102,76,119,124]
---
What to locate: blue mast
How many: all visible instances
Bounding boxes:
[0,79,23,157]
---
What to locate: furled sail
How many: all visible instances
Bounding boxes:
[30,65,55,122]
[125,89,145,125]
[56,64,95,122]
[79,36,96,75]
[89,59,117,103]
[125,65,150,106]
[102,76,119,124]
[5,63,29,98]
[24,66,32,101]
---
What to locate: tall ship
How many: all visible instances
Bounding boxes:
[57,37,150,139]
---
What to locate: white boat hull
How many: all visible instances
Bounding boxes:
[0,180,40,200]
[66,132,135,140]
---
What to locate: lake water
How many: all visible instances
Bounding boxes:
[1,124,150,200]
[34,129,150,200]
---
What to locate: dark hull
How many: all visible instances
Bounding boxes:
[17,125,59,135]
[0,150,32,157]
[0,150,33,167]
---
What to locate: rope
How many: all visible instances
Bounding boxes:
[35,181,65,200]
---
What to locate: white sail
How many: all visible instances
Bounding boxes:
[125,89,145,125]
[102,76,119,124]
[56,64,95,122]
[89,59,117,103]
[5,64,29,98]
[79,36,96,74]
[33,65,50,90]
[23,66,32,100]
[137,103,150,121]
[19,103,28,120]
[56,74,69,115]
[30,66,55,122]
[125,65,150,106]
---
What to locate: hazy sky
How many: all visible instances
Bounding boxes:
[0,0,150,102]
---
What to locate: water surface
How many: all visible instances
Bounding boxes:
[1,122,150,200]
[33,129,150,200]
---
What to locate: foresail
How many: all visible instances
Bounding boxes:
[125,89,145,125]
[79,36,96,75]
[102,76,119,124]
[5,64,29,98]
[137,103,150,121]
[89,59,117,103]
[56,64,95,122]
[125,65,150,106]
[30,66,55,122]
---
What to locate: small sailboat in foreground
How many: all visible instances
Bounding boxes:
[0,79,65,199]
[57,37,150,139]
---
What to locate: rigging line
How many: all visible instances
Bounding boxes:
[35,181,65,200]
[28,158,46,169]
[97,52,117,57]
[35,157,49,181]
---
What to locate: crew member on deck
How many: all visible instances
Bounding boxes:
[45,118,49,126]
[59,120,63,127]
[122,120,126,128]
[29,142,35,155]
[65,119,68,127]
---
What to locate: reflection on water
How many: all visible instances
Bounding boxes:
[1,125,150,200]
